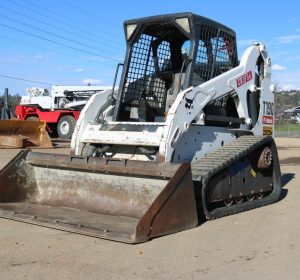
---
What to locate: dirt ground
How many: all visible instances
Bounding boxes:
[0,138,299,280]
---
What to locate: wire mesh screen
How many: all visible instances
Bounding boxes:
[193,25,237,84]
[194,39,211,83]
[122,34,171,109]
[214,30,237,77]
[194,25,216,83]
[158,41,172,71]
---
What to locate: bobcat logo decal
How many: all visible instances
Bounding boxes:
[185,97,194,109]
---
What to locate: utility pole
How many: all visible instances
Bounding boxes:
[1,88,11,120]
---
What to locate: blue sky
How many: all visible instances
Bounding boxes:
[0,0,299,95]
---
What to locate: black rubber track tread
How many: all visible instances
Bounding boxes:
[191,135,282,220]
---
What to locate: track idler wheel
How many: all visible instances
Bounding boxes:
[246,194,255,202]
[224,198,233,207]
[234,197,244,204]
[258,147,272,169]
[256,192,264,200]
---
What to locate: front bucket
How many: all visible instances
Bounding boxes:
[0,151,198,243]
[0,120,52,148]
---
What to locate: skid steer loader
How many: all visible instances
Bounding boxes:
[0,13,281,243]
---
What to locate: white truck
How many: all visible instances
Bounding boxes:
[16,85,111,138]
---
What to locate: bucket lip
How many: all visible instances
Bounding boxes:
[26,152,189,178]
[0,206,141,244]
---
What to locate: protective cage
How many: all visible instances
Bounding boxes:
[114,12,238,122]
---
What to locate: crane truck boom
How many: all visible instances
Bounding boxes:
[0,13,281,243]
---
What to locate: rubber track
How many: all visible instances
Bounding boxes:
[191,135,282,220]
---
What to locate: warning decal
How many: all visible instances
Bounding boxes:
[262,115,274,125]
[263,126,273,136]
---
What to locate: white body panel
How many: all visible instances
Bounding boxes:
[72,43,274,163]
[82,122,165,146]
[20,95,54,109]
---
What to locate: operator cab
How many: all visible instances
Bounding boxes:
[114,13,238,123]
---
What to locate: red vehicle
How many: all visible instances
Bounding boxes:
[16,86,111,139]
[16,105,80,139]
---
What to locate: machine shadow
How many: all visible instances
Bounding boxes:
[281,173,295,187]
[278,173,295,202]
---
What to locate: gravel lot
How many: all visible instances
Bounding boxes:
[0,138,299,280]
